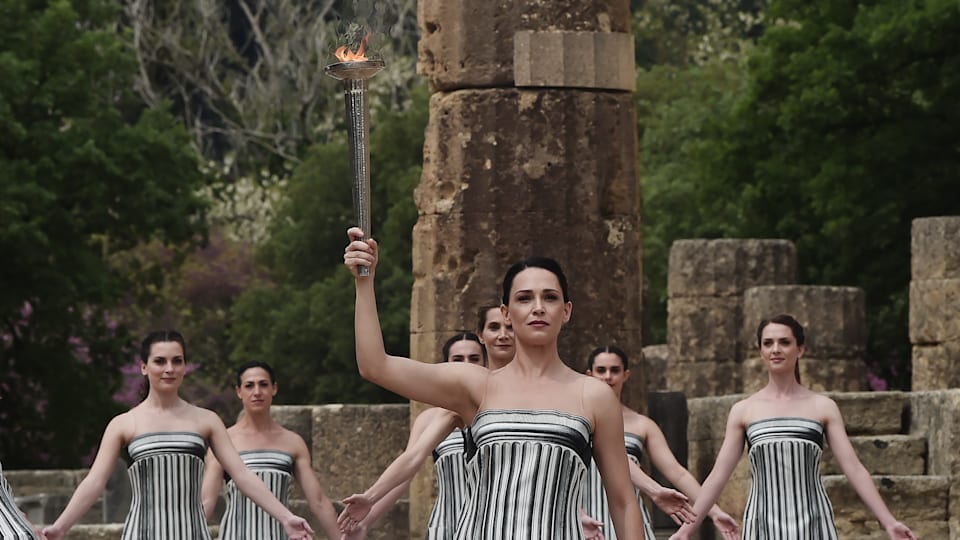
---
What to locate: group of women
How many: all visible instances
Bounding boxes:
[0,227,918,539]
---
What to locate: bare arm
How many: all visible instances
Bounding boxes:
[821,398,916,540]
[43,415,128,539]
[588,380,645,540]
[345,229,486,420]
[206,412,314,538]
[200,449,224,520]
[669,401,747,540]
[291,435,341,540]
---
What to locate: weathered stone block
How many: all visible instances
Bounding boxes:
[514,31,634,91]
[742,285,867,359]
[820,435,926,476]
[909,278,960,344]
[741,356,868,394]
[823,475,949,539]
[912,341,960,390]
[667,296,741,363]
[61,524,124,540]
[911,216,960,280]
[667,239,797,299]
[668,358,742,398]
[686,395,741,443]
[910,390,960,538]
[418,0,631,90]
[311,404,409,500]
[641,344,669,392]
[829,392,906,436]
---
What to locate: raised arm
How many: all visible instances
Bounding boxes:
[42,416,128,540]
[206,412,313,540]
[588,380,646,540]
[290,435,341,540]
[339,407,460,531]
[200,449,224,520]
[344,228,485,419]
[668,402,747,540]
[821,398,916,540]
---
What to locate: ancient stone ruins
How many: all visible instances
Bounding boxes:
[7,0,959,538]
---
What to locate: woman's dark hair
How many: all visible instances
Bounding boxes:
[756,314,805,383]
[476,304,501,333]
[586,345,629,371]
[235,360,277,387]
[139,330,187,363]
[441,332,485,363]
[137,330,187,400]
[501,257,569,305]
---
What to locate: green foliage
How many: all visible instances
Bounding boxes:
[0,0,209,466]
[228,84,428,404]
[641,0,960,385]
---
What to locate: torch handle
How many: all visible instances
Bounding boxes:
[342,79,373,277]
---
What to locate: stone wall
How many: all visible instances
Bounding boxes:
[910,217,960,389]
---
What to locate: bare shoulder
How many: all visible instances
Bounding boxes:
[105,410,137,441]
[582,374,618,402]
[620,407,652,435]
[812,393,843,422]
[279,428,310,458]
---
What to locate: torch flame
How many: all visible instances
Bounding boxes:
[335,34,371,62]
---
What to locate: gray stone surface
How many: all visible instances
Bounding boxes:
[514,31,634,91]
[417,0,631,90]
[909,278,960,344]
[910,390,960,538]
[667,239,797,299]
[667,296,741,364]
[823,475,949,539]
[641,344,669,392]
[741,356,869,393]
[912,341,960,390]
[742,285,867,359]
[820,435,926,476]
[911,217,960,281]
[667,361,742,398]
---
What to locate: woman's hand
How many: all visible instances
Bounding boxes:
[668,523,694,540]
[578,508,605,540]
[650,485,695,524]
[709,509,740,540]
[281,514,314,540]
[340,521,368,540]
[885,521,917,539]
[343,227,378,279]
[338,493,374,532]
[41,525,64,540]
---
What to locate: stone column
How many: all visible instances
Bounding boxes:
[411,1,640,535]
[741,285,868,392]
[910,217,960,390]
[665,239,797,397]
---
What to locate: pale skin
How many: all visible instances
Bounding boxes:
[338,310,605,540]
[344,227,645,539]
[668,323,917,540]
[200,366,340,539]
[41,342,314,540]
[587,352,740,540]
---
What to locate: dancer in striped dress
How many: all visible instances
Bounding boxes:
[344,227,646,539]
[337,328,503,539]
[669,315,916,540]
[583,346,739,540]
[0,460,41,539]
[201,361,341,540]
[43,331,313,540]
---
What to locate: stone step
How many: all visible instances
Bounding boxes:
[820,435,926,476]
[824,474,949,539]
[830,391,908,435]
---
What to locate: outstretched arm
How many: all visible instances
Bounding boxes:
[43,416,128,540]
[668,402,747,540]
[339,408,460,531]
[207,413,314,540]
[291,435,341,540]
[200,449,224,520]
[345,228,484,420]
[627,460,693,524]
[821,398,916,540]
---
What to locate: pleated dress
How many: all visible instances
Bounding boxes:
[582,432,656,540]
[0,460,39,540]
[742,417,839,539]
[425,429,469,540]
[218,449,294,540]
[121,431,212,540]
[455,409,593,540]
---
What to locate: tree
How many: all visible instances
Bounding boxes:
[0,0,209,467]
[227,84,427,404]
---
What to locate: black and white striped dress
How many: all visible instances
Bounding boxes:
[582,432,656,540]
[0,461,39,540]
[426,429,468,540]
[122,431,212,540]
[455,409,593,540]
[218,449,294,540]
[743,417,838,539]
